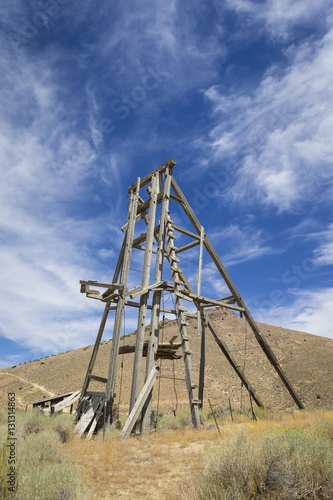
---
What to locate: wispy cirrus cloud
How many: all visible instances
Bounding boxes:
[210,224,277,266]
[204,13,333,212]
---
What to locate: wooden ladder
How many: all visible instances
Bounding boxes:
[166,214,201,429]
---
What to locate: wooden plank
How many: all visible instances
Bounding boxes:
[128,280,164,299]
[89,375,108,384]
[130,174,159,413]
[197,225,204,336]
[198,309,206,409]
[137,192,163,214]
[53,391,81,413]
[86,399,104,440]
[122,366,159,438]
[132,225,160,247]
[133,244,158,254]
[172,224,200,240]
[121,212,146,232]
[170,193,183,203]
[80,281,123,290]
[171,176,304,410]
[175,240,200,254]
[128,158,176,193]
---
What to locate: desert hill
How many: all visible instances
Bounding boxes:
[1,308,332,415]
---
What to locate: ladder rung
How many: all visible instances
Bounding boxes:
[190,384,198,389]
[191,399,201,405]
[175,279,185,285]
[171,256,180,262]
[184,349,193,355]
[168,233,176,239]
[182,335,192,341]
[181,321,189,326]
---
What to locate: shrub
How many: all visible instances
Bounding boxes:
[192,426,333,499]
[157,409,192,431]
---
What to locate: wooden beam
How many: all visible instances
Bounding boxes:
[170,193,183,203]
[128,159,176,193]
[175,240,200,254]
[80,281,124,290]
[180,290,245,312]
[89,374,108,384]
[122,366,159,438]
[133,244,157,254]
[132,225,160,247]
[198,309,206,409]
[172,224,200,240]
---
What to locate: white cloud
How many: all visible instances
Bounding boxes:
[205,22,333,212]
[255,287,333,339]
[223,0,332,39]
[313,224,333,267]
[210,224,277,266]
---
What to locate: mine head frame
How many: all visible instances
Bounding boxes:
[75,159,304,439]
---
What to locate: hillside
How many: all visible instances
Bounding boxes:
[1,308,332,414]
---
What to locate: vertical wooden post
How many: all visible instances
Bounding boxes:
[105,179,140,424]
[197,225,204,336]
[129,174,159,412]
[198,308,206,409]
[141,166,173,434]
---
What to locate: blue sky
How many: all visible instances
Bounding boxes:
[0,0,332,368]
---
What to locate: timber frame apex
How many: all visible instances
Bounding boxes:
[75,159,304,439]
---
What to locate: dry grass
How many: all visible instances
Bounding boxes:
[68,409,333,500]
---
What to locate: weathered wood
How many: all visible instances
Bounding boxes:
[128,280,164,299]
[132,225,160,247]
[197,225,204,336]
[130,174,159,413]
[133,244,158,254]
[122,366,159,438]
[108,299,177,315]
[172,224,200,240]
[128,158,176,193]
[198,309,206,409]
[53,391,81,413]
[89,375,108,384]
[80,281,123,290]
[175,240,200,254]
[74,395,103,437]
[179,290,245,312]
[120,340,181,359]
[86,398,104,440]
